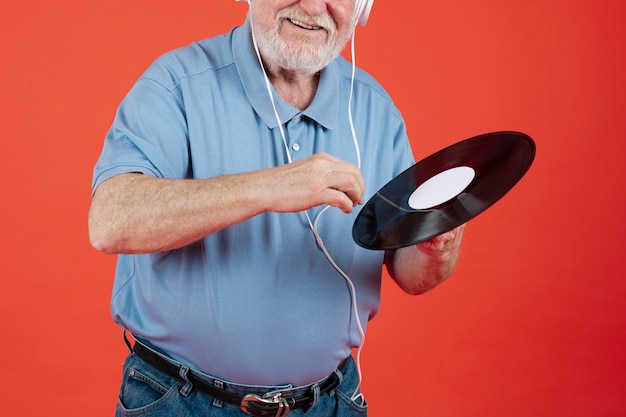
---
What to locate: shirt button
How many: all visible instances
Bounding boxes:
[293,116,302,123]
[292,143,301,151]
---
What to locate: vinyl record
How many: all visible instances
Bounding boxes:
[352,131,536,250]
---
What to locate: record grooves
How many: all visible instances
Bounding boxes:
[352,131,536,250]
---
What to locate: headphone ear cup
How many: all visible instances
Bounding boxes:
[355,0,374,26]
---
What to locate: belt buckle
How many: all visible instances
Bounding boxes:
[241,393,292,417]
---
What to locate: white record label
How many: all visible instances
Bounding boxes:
[408,166,476,210]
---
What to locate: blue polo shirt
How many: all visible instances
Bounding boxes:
[93,19,414,386]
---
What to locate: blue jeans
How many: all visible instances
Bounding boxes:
[114,352,368,416]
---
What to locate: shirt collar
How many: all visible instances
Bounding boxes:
[233,18,339,130]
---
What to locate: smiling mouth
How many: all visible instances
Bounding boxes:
[288,18,323,30]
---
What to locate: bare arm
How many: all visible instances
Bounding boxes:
[386,225,465,295]
[88,152,365,254]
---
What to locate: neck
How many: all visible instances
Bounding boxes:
[265,64,320,110]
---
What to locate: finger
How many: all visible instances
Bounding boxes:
[317,188,356,214]
[323,169,365,205]
[313,153,365,202]
[417,225,465,253]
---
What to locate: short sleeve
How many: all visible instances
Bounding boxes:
[92,75,190,193]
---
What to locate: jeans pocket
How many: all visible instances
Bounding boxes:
[117,356,181,416]
[335,387,369,415]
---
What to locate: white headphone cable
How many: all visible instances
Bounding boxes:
[249,15,366,403]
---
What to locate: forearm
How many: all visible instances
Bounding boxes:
[88,153,365,254]
[88,172,269,254]
[386,225,464,295]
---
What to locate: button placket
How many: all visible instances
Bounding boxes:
[286,115,306,158]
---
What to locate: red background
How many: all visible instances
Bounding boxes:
[2,1,625,416]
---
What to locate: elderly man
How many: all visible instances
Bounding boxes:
[89,1,464,416]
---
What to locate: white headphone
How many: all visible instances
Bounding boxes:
[235,0,374,26]
[354,0,374,26]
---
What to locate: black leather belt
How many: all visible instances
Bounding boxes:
[132,340,347,417]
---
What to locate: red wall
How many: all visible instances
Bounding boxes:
[2,1,625,416]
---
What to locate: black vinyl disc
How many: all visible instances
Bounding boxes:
[352,131,536,250]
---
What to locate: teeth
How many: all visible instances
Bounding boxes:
[289,18,321,30]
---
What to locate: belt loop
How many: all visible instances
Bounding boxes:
[305,382,320,413]
[178,365,194,397]
[212,380,224,408]
[122,329,132,353]
[334,368,343,387]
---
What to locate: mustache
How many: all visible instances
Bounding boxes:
[276,7,337,32]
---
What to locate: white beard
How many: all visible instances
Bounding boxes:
[252,7,354,75]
